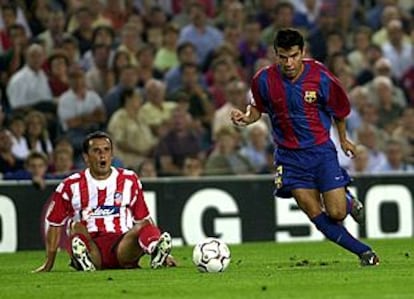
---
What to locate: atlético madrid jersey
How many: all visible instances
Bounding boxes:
[47,167,150,234]
[251,58,350,149]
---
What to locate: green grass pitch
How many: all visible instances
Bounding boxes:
[0,238,412,299]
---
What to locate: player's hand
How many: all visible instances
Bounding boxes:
[230,108,249,127]
[340,139,356,158]
[32,261,53,273]
[164,255,178,267]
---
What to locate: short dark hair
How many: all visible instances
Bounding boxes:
[82,131,113,154]
[273,28,304,52]
[120,87,139,106]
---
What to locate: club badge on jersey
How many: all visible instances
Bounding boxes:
[304,90,317,103]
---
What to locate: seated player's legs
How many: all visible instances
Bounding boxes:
[116,220,149,268]
[69,222,102,270]
[117,219,173,269]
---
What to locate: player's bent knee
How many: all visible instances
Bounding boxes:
[327,209,346,221]
[70,221,88,235]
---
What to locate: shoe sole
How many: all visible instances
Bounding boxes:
[72,237,96,271]
[151,232,172,269]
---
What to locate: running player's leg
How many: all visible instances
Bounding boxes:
[69,222,102,270]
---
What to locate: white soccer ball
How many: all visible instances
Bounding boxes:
[192,238,231,273]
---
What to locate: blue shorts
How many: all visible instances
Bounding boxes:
[274,140,351,198]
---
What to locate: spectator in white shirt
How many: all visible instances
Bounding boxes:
[6,43,53,111]
[57,68,106,165]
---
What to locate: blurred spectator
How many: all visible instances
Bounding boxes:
[3,150,49,189]
[47,51,70,97]
[23,110,53,160]
[107,88,157,169]
[239,121,271,173]
[377,138,414,173]
[347,26,372,76]
[81,25,116,71]
[165,41,200,95]
[102,0,128,31]
[207,59,235,109]
[254,0,279,29]
[103,64,138,119]
[111,50,131,83]
[72,6,94,56]
[348,144,371,175]
[204,125,254,175]
[0,3,31,38]
[117,22,142,66]
[66,0,112,32]
[257,143,275,174]
[154,23,180,73]
[0,4,17,54]
[170,62,214,144]
[135,44,164,88]
[372,76,403,133]
[392,107,414,164]
[85,44,114,97]
[354,43,383,85]
[222,23,242,55]
[307,5,338,63]
[6,43,53,111]
[371,4,409,46]
[355,123,387,173]
[136,158,158,178]
[261,2,295,46]
[212,79,248,135]
[139,79,176,139]
[0,127,24,175]
[381,19,413,81]
[364,57,407,108]
[290,0,322,32]
[0,24,28,88]
[27,0,51,36]
[325,30,347,59]
[238,16,267,81]
[178,2,223,66]
[182,156,204,177]
[57,68,106,162]
[61,34,80,66]
[48,146,75,179]
[214,1,246,30]
[7,113,26,159]
[155,107,204,176]
[37,10,66,56]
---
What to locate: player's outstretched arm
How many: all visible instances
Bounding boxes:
[33,226,62,273]
[230,105,261,127]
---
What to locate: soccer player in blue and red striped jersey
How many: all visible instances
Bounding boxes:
[231,28,379,266]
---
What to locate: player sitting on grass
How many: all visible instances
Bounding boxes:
[34,131,176,272]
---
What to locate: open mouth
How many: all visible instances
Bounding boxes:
[99,160,107,167]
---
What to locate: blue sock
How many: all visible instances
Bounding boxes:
[312,212,370,255]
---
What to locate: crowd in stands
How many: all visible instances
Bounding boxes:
[1,0,414,188]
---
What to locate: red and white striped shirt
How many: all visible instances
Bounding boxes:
[47,167,150,234]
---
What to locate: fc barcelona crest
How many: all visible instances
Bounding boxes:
[304,91,317,103]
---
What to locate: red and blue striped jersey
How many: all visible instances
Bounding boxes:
[251,59,350,149]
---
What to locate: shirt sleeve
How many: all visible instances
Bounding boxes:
[325,72,351,119]
[130,175,150,222]
[250,70,265,113]
[47,181,74,226]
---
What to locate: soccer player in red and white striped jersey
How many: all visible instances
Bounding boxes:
[34,131,175,272]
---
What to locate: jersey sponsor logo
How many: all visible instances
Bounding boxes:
[304,90,317,103]
[114,192,123,205]
[81,206,120,219]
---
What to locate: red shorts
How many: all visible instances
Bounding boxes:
[90,232,138,269]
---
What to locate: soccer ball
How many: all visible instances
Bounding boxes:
[192,238,231,273]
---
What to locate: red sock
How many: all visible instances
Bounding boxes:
[137,224,161,253]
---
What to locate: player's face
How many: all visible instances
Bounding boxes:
[276,46,305,80]
[83,137,113,179]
